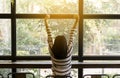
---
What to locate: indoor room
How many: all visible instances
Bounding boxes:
[0,0,120,78]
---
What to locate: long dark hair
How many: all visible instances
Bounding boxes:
[52,35,68,59]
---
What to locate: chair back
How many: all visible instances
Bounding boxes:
[113,74,120,78]
[7,72,35,78]
[83,74,109,78]
[46,75,72,78]
[0,74,4,78]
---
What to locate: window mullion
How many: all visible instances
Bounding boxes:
[11,0,16,77]
[11,0,16,62]
[78,0,83,78]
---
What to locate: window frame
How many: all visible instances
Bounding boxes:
[0,0,120,78]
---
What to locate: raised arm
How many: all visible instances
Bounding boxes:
[68,15,79,49]
[44,15,53,48]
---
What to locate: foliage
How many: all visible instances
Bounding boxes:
[0,0,120,77]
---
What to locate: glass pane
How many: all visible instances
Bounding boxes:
[17,19,78,56]
[84,0,120,14]
[17,68,78,78]
[84,19,120,56]
[16,0,78,14]
[0,0,11,13]
[16,19,46,56]
[0,19,11,55]
[0,69,11,78]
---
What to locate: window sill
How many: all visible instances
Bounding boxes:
[0,61,120,68]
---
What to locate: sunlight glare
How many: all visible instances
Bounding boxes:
[88,0,102,9]
[66,0,77,3]
[33,5,40,13]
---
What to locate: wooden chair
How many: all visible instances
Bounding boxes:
[7,72,35,78]
[0,74,4,78]
[113,74,120,78]
[46,75,72,78]
[83,74,109,78]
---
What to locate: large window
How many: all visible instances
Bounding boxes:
[0,0,120,78]
[16,19,78,56]
[83,0,120,77]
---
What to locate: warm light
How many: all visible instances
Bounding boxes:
[88,0,102,8]
[33,5,40,13]
[66,0,77,3]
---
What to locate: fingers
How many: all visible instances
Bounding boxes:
[45,14,50,19]
[73,14,79,20]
